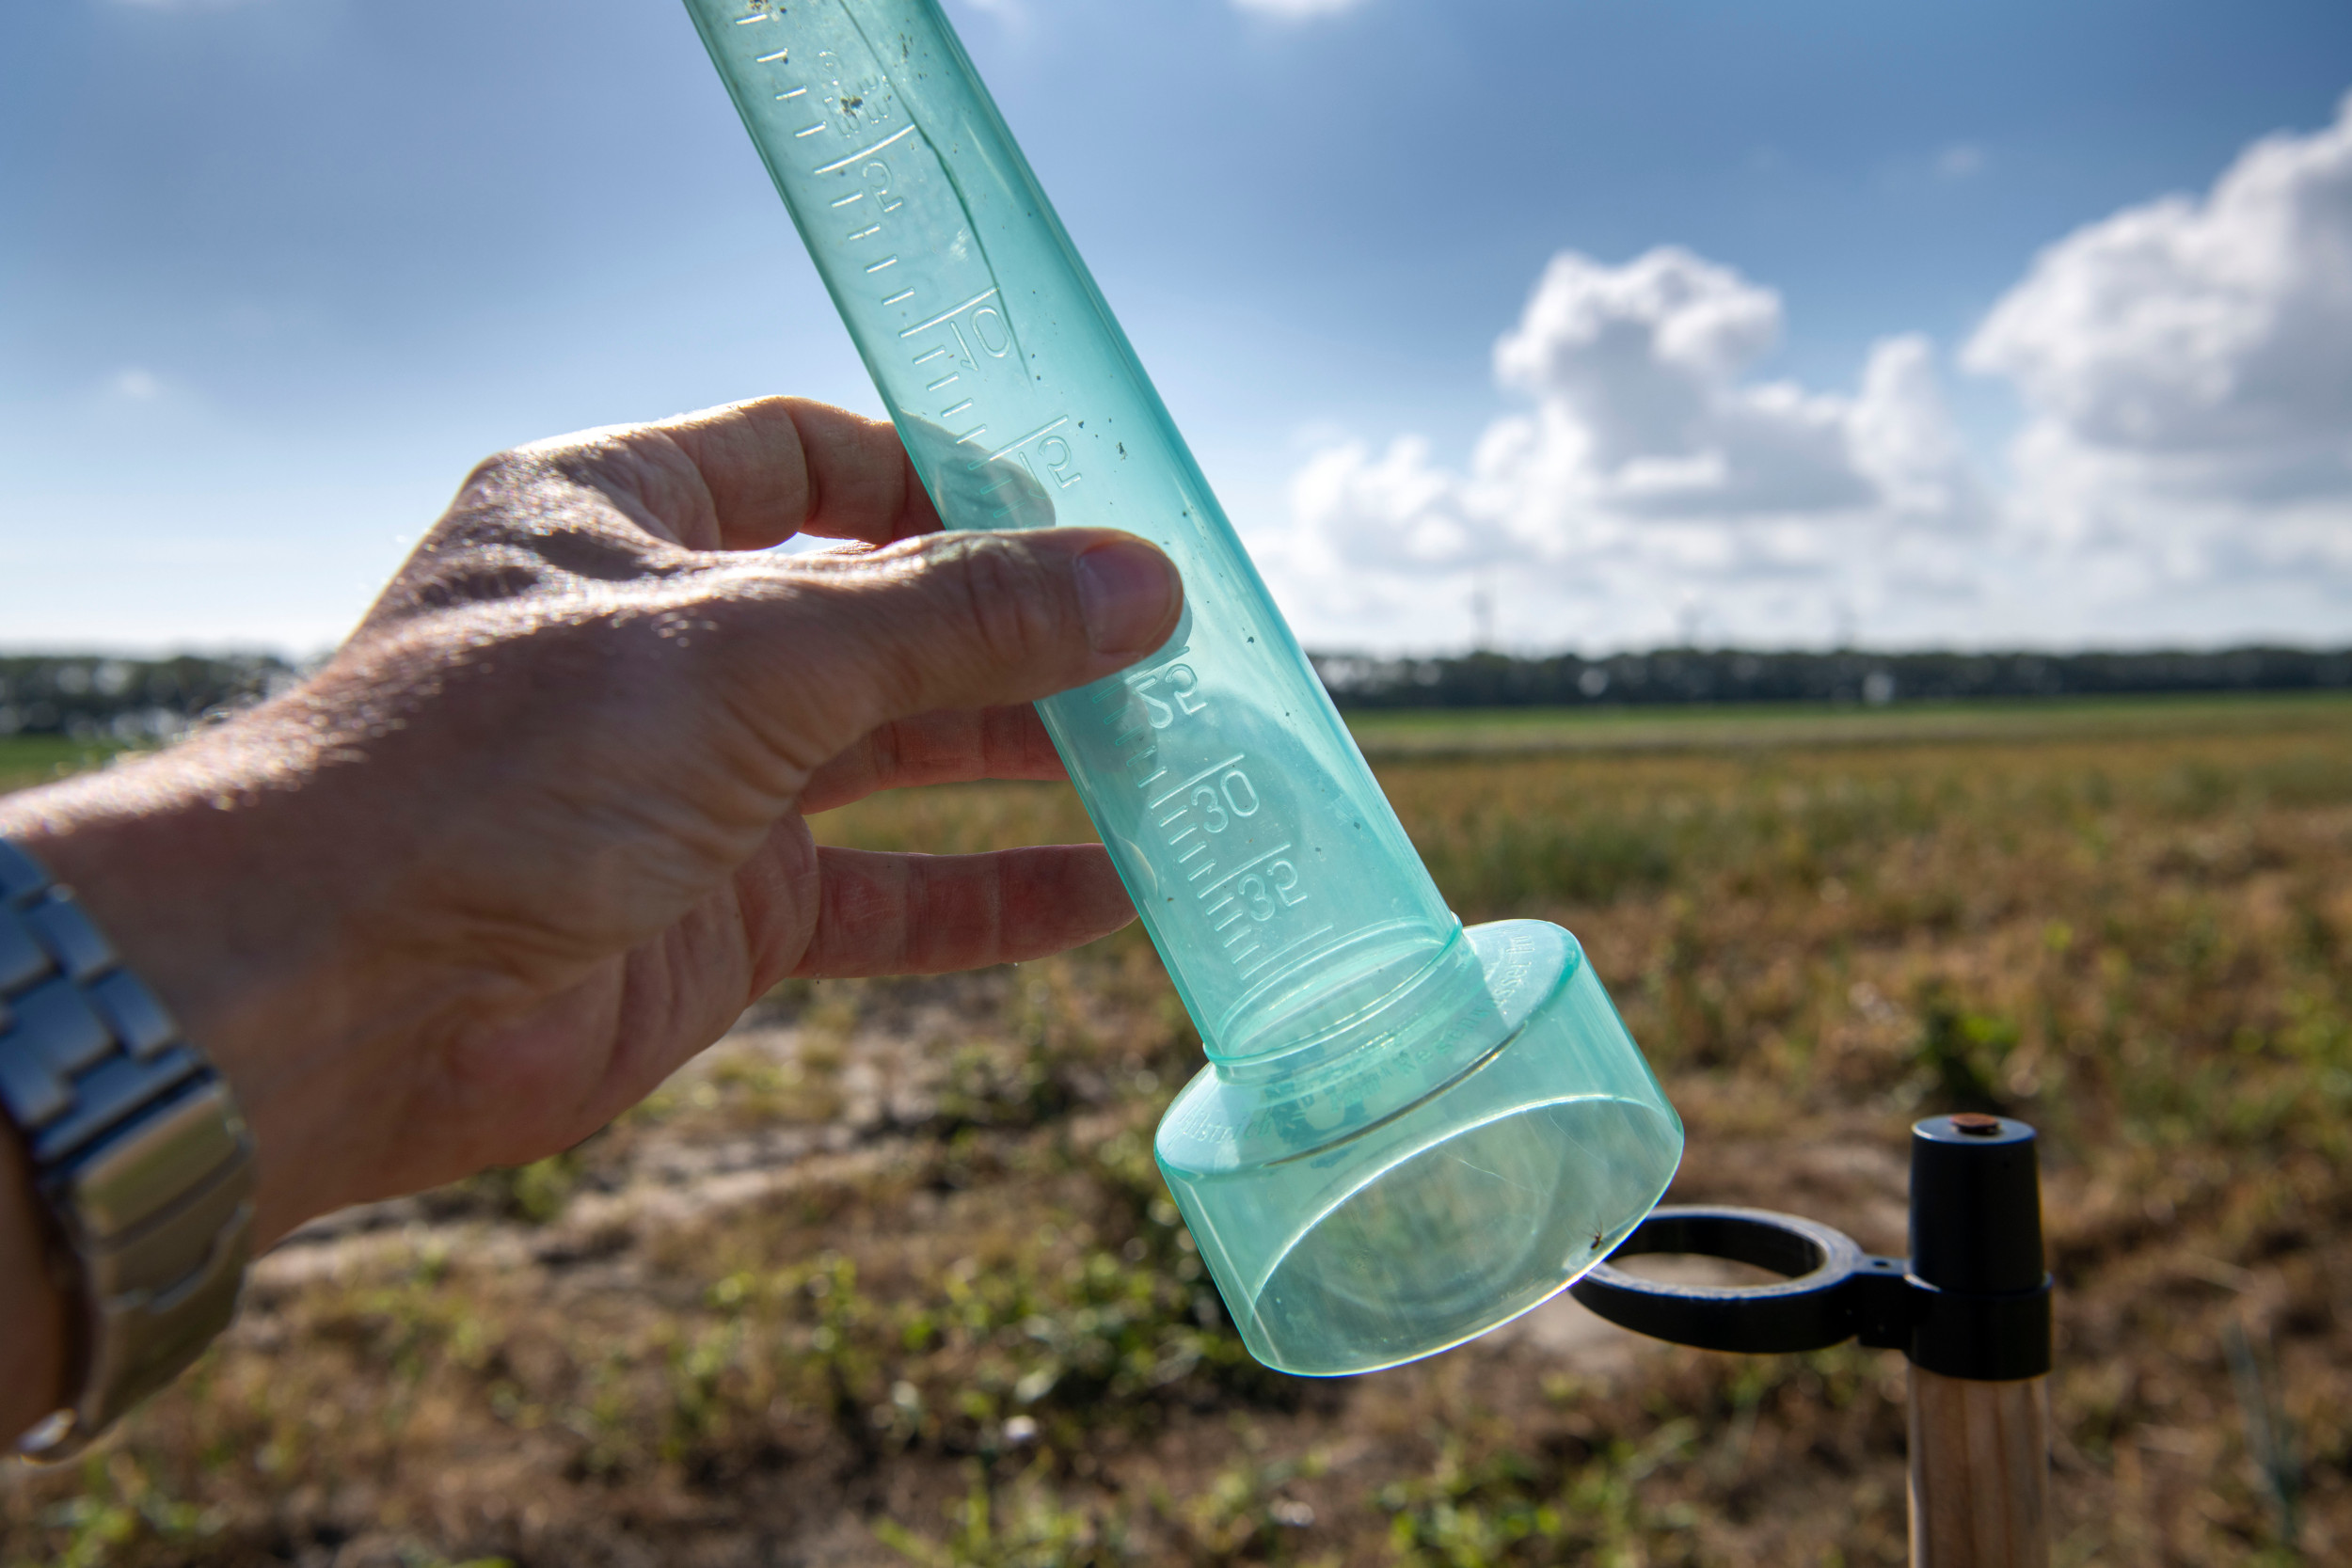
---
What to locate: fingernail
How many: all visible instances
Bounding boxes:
[1075,540,1179,657]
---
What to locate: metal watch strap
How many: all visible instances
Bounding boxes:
[0,838,255,1462]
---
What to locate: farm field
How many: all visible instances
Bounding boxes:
[4,693,2351,1565]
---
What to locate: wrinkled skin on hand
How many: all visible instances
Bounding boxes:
[0,396,1182,1247]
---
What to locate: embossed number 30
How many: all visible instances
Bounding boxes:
[1191,784,1229,832]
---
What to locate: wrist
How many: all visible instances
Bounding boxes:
[0,832,260,1457]
[0,729,440,1246]
[0,1116,69,1444]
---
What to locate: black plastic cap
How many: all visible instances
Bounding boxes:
[1907,1116,2052,1379]
[1909,1115,2044,1293]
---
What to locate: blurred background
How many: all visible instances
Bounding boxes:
[5,3,2352,1565]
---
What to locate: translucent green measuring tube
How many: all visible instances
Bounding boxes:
[686,0,1682,1376]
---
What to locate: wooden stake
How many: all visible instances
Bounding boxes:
[1908,1368,2048,1567]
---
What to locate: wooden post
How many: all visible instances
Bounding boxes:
[1908,1368,2049,1567]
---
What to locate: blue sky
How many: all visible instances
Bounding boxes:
[4,0,2350,653]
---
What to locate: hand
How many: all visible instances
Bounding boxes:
[0,395,1181,1257]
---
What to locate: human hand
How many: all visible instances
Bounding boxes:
[0,396,1182,1250]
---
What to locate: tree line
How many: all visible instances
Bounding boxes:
[3,646,2347,738]
[0,655,298,740]
[1311,645,2352,709]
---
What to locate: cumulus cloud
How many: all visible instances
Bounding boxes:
[1263,246,1985,648]
[1936,144,1987,180]
[1263,97,2352,651]
[1966,89,2352,602]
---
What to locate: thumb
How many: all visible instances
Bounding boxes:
[725,527,1184,759]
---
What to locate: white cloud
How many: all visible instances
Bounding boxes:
[110,368,164,402]
[1231,0,1371,20]
[1259,99,2352,652]
[1965,91,2352,608]
[946,0,1028,25]
[1936,143,1987,180]
[1259,246,1988,650]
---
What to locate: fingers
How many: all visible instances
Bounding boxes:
[799,705,1065,816]
[717,528,1183,769]
[647,397,941,551]
[793,845,1136,976]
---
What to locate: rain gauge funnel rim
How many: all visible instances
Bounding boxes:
[684,0,1684,1376]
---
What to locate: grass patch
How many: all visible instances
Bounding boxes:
[5,694,2349,1563]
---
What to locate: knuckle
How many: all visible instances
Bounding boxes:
[943,537,1066,668]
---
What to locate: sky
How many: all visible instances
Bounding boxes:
[3,0,2350,656]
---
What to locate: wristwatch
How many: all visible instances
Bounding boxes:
[0,838,255,1462]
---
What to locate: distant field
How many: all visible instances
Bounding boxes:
[1342,688,2352,757]
[7,691,2345,788]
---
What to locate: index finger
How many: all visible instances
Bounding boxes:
[652,396,943,551]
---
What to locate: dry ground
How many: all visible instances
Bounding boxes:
[4,696,2349,1566]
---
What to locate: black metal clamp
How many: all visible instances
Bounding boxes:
[1570,1114,2053,1382]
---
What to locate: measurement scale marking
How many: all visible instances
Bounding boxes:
[813,123,915,175]
[795,122,829,138]
[1148,753,1246,811]
[757,50,791,63]
[865,256,900,273]
[1237,925,1336,979]
[847,224,883,242]
[924,373,960,392]
[938,398,975,417]
[1177,842,1211,864]
[897,288,1002,339]
[980,418,1070,465]
[775,87,807,100]
[1167,825,1199,844]
[882,289,916,306]
[733,10,770,22]
[1195,844,1293,898]
[913,346,950,364]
